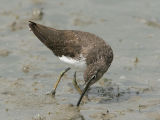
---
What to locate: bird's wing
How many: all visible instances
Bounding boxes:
[29,21,82,58]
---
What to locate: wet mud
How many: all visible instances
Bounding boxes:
[0,0,160,120]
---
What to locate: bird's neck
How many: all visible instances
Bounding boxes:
[88,58,108,71]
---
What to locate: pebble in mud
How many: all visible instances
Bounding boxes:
[10,21,24,31]
[31,8,44,21]
[22,65,30,73]
[138,104,148,112]
[0,49,10,57]
[90,112,117,120]
[134,57,139,65]
[73,18,95,26]
[5,108,9,112]
[32,114,46,120]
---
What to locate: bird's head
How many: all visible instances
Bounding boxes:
[84,61,108,86]
[77,61,108,106]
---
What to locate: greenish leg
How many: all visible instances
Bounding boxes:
[47,67,71,96]
[72,72,89,104]
[72,72,83,95]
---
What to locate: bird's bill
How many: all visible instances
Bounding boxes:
[76,78,93,106]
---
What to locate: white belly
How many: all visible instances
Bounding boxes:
[58,55,86,70]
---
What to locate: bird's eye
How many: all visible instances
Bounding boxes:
[91,75,96,80]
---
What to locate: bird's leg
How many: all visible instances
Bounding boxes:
[47,67,71,96]
[72,72,89,102]
[72,72,83,95]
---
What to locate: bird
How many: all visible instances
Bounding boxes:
[28,21,113,106]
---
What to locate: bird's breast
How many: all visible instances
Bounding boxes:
[58,55,86,71]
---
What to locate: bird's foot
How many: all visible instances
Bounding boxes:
[46,89,56,97]
[46,67,71,97]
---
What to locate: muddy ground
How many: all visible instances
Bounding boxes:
[0,0,160,120]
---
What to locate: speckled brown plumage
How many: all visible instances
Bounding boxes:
[29,21,113,106]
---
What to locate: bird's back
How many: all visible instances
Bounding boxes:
[29,21,113,67]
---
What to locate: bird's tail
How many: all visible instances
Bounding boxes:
[28,21,58,50]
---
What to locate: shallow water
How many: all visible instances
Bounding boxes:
[0,0,160,120]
